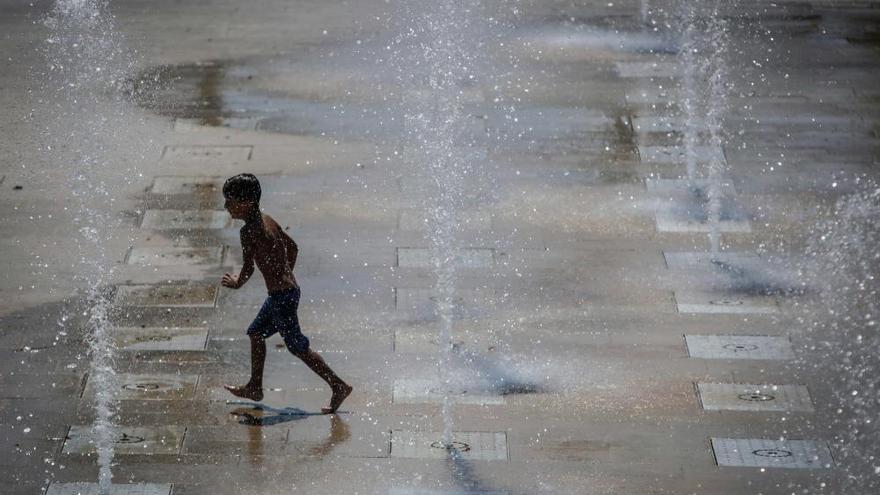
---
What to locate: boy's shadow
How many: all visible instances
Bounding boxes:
[228,401,351,458]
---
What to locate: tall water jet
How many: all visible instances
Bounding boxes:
[39,0,139,491]
[702,9,730,260]
[393,0,484,446]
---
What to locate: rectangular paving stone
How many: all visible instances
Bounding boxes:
[46,484,173,495]
[112,327,208,351]
[114,284,218,308]
[397,248,495,268]
[393,379,505,405]
[63,426,185,455]
[632,116,681,134]
[84,373,199,400]
[675,291,779,314]
[686,335,795,360]
[140,210,230,230]
[639,145,725,165]
[391,430,508,460]
[697,383,814,412]
[615,61,677,78]
[656,211,752,233]
[161,145,252,162]
[126,246,224,266]
[711,438,833,469]
[149,175,222,195]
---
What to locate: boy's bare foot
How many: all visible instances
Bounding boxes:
[322,383,353,414]
[224,384,264,402]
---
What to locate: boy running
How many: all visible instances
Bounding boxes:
[220,173,352,414]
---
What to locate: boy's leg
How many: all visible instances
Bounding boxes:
[224,334,266,401]
[292,348,352,414]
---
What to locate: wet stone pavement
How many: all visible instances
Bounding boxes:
[2,0,880,494]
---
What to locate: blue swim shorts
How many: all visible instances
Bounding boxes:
[247,286,310,353]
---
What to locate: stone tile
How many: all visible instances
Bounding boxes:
[397,248,495,268]
[63,426,185,455]
[393,329,467,353]
[114,285,218,308]
[393,378,505,405]
[685,335,794,360]
[46,484,173,495]
[126,247,225,266]
[140,210,230,230]
[161,145,252,162]
[390,490,507,495]
[149,176,223,195]
[112,327,209,351]
[711,438,833,469]
[675,291,779,314]
[84,373,199,401]
[391,430,508,460]
[697,383,814,412]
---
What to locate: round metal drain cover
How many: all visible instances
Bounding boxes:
[123,382,163,391]
[116,433,146,444]
[722,343,759,352]
[709,299,743,306]
[738,392,775,402]
[430,441,471,452]
[753,448,793,458]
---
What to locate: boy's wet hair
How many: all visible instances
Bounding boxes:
[223,173,261,203]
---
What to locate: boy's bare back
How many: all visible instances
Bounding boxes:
[240,213,298,293]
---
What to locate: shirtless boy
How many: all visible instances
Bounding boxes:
[220,173,352,414]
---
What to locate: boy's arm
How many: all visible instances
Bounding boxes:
[221,234,256,289]
[281,229,298,270]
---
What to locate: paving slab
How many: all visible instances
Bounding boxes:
[393,379,505,405]
[397,248,495,268]
[84,373,199,401]
[161,145,252,162]
[126,246,225,266]
[675,290,780,314]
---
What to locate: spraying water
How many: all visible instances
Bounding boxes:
[394,0,484,447]
[675,2,731,260]
[40,0,140,491]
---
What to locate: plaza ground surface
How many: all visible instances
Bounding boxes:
[1,0,879,494]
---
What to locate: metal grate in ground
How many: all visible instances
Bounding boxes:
[391,431,508,460]
[114,284,218,308]
[46,483,173,495]
[150,175,222,195]
[697,383,814,412]
[393,379,505,405]
[112,327,209,351]
[84,373,199,401]
[397,248,495,268]
[126,246,224,266]
[63,426,185,455]
[161,144,252,162]
[685,335,794,360]
[675,291,778,314]
[711,438,833,469]
[140,209,230,229]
